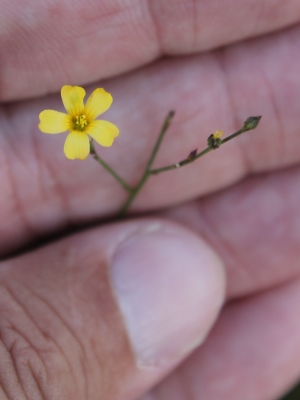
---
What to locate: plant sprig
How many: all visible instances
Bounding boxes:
[39,85,262,217]
[89,114,262,216]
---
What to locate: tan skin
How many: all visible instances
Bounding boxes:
[1,1,300,399]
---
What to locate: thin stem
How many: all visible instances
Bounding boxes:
[146,110,175,171]
[119,111,175,216]
[150,126,249,175]
[89,140,133,193]
[221,128,244,144]
[118,170,150,217]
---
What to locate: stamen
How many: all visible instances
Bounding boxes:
[74,115,88,130]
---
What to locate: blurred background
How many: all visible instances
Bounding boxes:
[281,381,300,400]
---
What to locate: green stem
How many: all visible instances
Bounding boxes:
[221,128,244,144]
[150,146,213,174]
[150,121,257,175]
[118,170,151,216]
[119,111,175,216]
[89,140,133,193]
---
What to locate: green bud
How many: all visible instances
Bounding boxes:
[207,134,222,149]
[243,116,262,131]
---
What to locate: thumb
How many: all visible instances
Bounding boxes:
[0,218,225,400]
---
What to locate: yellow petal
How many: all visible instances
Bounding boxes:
[87,120,119,147]
[64,131,90,160]
[84,88,113,120]
[213,130,224,139]
[61,85,85,117]
[39,110,71,133]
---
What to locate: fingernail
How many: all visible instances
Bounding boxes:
[110,223,225,368]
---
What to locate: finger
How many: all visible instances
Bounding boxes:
[161,164,300,299]
[0,218,225,399]
[1,0,300,100]
[144,278,300,400]
[0,25,299,256]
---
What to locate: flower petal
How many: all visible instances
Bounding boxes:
[39,110,71,133]
[87,120,119,147]
[84,88,113,120]
[64,131,90,160]
[61,86,85,117]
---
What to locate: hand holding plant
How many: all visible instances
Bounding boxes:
[0,2,300,400]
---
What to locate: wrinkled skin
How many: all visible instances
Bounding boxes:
[0,1,300,399]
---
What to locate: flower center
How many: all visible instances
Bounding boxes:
[73,115,88,131]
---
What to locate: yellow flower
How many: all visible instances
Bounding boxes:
[39,85,119,160]
[213,130,224,140]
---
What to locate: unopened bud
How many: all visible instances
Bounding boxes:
[243,116,262,131]
[207,130,224,149]
[187,149,198,161]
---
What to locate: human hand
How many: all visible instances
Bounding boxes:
[1,1,300,399]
